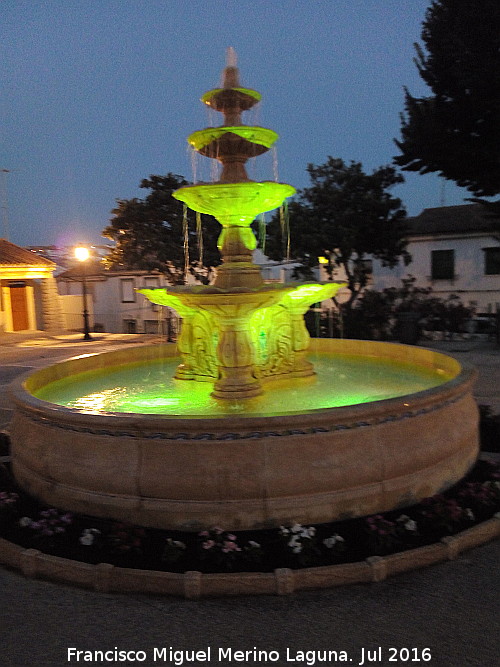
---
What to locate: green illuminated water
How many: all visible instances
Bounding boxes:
[34,353,454,418]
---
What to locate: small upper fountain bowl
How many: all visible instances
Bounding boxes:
[9,339,478,531]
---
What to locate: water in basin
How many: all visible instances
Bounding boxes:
[34,351,454,418]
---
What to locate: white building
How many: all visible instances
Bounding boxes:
[372,204,500,315]
[56,263,178,337]
[56,204,500,335]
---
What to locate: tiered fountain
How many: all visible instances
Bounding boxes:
[9,52,479,532]
[138,50,342,400]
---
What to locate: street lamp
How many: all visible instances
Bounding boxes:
[74,245,92,341]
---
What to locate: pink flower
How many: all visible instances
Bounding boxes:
[202,539,215,549]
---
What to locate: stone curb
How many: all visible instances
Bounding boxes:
[0,514,498,599]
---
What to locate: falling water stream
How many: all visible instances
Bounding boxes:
[182,203,189,283]
[196,210,203,266]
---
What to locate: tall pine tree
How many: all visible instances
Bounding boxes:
[395,0,500,200]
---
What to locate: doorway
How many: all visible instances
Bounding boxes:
[9,283,29,331]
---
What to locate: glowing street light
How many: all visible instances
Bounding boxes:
[74,245,92,341]
[75,246,90,262]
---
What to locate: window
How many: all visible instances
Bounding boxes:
[484,247,500,275]
[144,277,160,311]
[120,278,135,302]
[123,319,136,334]
[144,319,160,334]
[431,249,454,280]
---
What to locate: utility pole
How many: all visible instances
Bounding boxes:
[1,169,10,240]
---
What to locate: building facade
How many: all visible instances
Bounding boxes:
[56,264,179,336]
[372,204,500,315]
[0,239,65,333]
[55,205,500,336]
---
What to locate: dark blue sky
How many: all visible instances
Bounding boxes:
[1,1,472,248]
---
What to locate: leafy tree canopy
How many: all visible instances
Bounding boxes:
[102,174,221,285]
[264,157,410,308]
[395,0,500,199]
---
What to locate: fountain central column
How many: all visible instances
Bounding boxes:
[213,316,261,398]
[215,213,260,289]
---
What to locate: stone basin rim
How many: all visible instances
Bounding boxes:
[8,339,479,531]
[8,340,474,429]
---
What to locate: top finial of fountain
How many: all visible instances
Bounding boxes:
[222,46,240,88]
[226,47,237,68]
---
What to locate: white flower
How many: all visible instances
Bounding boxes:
[290,523,303,534]
[323,533,345,549]
[169,539,186,549]
[279,526,290,536]
[79,528,101,545]
[465,508,475,521]
[397,515,417,532]
[288,535,303,552]
[79,533,95,546]
[248,540,261,549]
[404,519,417,532]
[19,517,32,527]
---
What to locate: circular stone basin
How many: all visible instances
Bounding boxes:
[9,339,479,531]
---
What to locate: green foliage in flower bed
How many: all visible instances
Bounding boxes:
[479,404,500,453]
[0,460,499,574]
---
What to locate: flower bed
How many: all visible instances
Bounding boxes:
[1,458,499,584]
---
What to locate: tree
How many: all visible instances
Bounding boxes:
[264,157,410,309]
[102,174,221,284]
[395,0,500,200]
[325,276,473,341]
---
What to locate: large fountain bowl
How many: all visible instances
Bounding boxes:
[8,339,478,531]
[173,181,296,223]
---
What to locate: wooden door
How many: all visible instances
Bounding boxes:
[10,285,29,331]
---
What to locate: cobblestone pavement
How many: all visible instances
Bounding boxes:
[0,333,499,667]
[424,338,500,414]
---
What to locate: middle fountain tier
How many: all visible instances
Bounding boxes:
[139,53,344,399]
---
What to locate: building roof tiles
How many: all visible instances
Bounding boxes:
[407,204,497,236]
[0,238,56,267]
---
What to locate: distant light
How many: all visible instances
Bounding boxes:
[75,246,90,262]
[318,256,328,264]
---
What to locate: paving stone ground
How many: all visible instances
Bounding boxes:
[0,332,499,667]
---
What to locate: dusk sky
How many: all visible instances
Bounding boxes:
[2,1,474,249]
